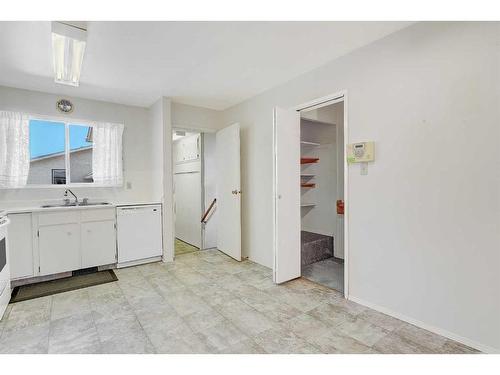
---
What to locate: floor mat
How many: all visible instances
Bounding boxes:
[10,269,118,303]
[175,238,199,255]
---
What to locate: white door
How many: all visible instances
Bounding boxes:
[273,107,301,283]
[39,223,80,276]
[81,221,116,268]
[8,213,34,279]
[216,123,241,260]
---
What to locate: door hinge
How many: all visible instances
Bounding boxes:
[38,266,40,272]
[37,230,39,237]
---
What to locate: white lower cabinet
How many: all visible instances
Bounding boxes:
[39,223,80,276]
[81,220,116,268]
[8,213,34,279]
[8,207,118,280]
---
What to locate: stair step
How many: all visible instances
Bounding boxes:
[301,231,334,266]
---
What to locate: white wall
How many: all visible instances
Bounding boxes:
[149,97,174,262]
[148,98,166,203]
[0,85,159,207]
[222,22,500,352]
[171,102,224,132]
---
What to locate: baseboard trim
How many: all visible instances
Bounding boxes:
[348,295,498,354]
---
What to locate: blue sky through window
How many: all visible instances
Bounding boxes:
[70,125,93,150]
[29,120,92,159]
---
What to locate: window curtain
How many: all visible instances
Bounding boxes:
[92,121,124,186]
[0,111,30,188]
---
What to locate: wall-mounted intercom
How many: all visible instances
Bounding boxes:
[347,141,375,163]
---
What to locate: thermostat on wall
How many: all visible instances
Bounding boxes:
[347,141,375,163]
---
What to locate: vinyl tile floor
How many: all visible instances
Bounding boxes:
[0,249,479,354]
[302,258,344,293]
[175,238,199,256]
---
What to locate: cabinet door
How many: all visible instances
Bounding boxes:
[39,224,80,276]
[8,213,34,279]
[81,220,116,268]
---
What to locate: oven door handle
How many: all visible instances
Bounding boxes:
[0,217,10,228]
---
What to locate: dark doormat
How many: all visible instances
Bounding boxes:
[10,269,118,303]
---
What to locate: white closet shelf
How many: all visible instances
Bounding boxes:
[300,141,321,147]
[301,117,336,127]
[300,203,316,207]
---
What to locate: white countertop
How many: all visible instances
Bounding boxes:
[3,201,162,214]
[5,203,117,214]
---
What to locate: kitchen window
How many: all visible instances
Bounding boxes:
[0,111,124,189]
[27,119,95,186]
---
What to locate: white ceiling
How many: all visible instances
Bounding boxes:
[0,21,412,110]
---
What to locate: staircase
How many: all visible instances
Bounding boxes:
[301,231,333,266]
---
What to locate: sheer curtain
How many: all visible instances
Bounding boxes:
[92,121,124,186]
[0,111,30,188]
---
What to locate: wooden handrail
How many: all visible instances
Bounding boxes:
[201,198,217,223]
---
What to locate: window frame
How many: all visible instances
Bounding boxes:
[25,114,119,189]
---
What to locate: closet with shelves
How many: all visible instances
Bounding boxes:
[300,103,344,293]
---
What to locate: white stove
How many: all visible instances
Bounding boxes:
[0,210,11,320]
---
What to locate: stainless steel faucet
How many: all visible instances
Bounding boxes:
[64,189,78,205]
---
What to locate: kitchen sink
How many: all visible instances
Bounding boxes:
[40,202,111,208]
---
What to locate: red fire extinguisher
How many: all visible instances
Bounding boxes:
[336,200,344,215]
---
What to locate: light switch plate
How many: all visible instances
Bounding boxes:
[360,162,368,175]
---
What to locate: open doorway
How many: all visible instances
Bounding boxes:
[172,124,242,260]
[299,101,345,293]
[273,92,348,296]
[172,129,216,256]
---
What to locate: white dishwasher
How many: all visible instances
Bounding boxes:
[116,204,163,267]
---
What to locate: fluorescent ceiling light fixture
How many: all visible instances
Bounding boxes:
[51,21,87,87]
